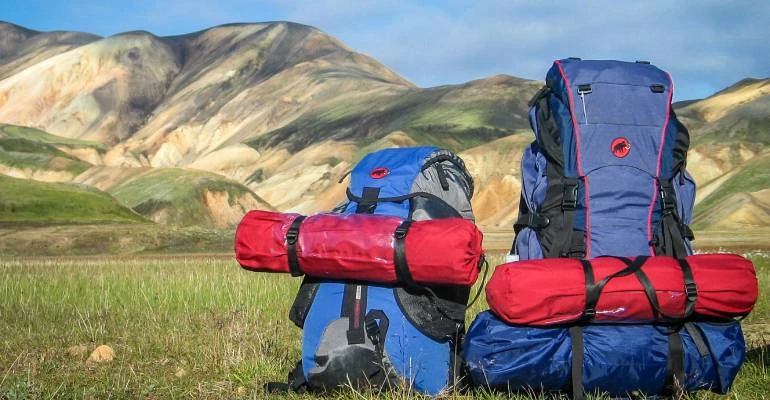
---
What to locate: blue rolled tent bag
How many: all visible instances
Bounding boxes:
[464,311,745,396]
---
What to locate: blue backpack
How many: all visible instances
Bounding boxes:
[513,58,696,260]
[465,59,745,398]
[282,146,478,395]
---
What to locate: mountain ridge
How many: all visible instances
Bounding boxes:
[0,21,768,232]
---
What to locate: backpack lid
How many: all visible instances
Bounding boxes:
[548,59,671,90]
[348,146,439,200]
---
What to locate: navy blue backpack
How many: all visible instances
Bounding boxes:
[512,58,696,260]
[464,59,746,398]
[283,146,478,395]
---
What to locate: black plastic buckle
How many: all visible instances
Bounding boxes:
[562,183,579,210]
[582,308,596,321]
[394,223,410,239]
[286,228,299,245]
[659,184,677,211]
[528,213,551,230]
[685,282,698,302]
[577,84,592,95]
[650,84,666,93]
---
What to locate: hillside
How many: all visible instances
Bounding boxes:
[675,77,770,230]
[0,123,104,181]
[106,168,272,228]
[0,175,147,225]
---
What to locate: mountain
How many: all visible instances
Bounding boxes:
[675,77,770,230]
[0,21,539,226]
[0,20,768,236]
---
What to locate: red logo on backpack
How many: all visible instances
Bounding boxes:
[370,167,389,179]
[611,137,631,158]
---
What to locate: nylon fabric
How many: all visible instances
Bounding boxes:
[464,311,745,396]
[486,254,758,326]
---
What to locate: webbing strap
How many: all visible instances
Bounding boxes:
[342,284,368,345]
[364,309,390,359]
[435,164,450,191]
[569,326,585,400]
[684,322,710,357]
[665,329,685,396]
[286,216,307,277]
[356,187,381,214]
[558,178,580,258]
[658,179,689,258]
[581,256,646,321]
[579,260,597,320]
[585,256,698,322]
[393,220,418,289]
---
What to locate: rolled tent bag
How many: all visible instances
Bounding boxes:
[486,254,758,326]
[234,210,484,286]
[464,311,746,396]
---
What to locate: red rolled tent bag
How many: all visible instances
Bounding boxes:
[235,210,484,286]
[486,254,758,326]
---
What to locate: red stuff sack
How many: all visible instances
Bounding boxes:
[234,210,484,286]
[486,254,758,325]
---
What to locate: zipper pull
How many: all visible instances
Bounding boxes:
[577,84,592,124]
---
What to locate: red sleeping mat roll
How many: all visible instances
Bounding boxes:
[235,210,484,286]
[486,254,758,325]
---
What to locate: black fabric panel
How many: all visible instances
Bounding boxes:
[409,196,461,220]
[534,95,565,171]
[393,284,469,342]
[289,276,320,328]
[671,110,690,175]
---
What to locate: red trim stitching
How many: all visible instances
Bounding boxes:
[647,72,675,255]
[555,60,591,257]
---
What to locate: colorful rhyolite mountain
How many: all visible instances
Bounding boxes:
[0,21,768,230]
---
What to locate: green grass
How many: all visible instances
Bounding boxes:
[0,175,148,225]
[0,123,105,177]
[0,138,92,175]
[0,124,106,150]
[108,168,267,227]
[0,253,767,399]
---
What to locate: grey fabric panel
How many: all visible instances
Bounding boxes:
[410,150,475,222]
[307,318,388,390]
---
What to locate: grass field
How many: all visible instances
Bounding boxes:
[0,253,767,399]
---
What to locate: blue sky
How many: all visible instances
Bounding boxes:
[3,0,769,100]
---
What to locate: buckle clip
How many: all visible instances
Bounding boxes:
[286,228,299,245]
[563,183,579,210]
[582,308,596,321]
[685,282,698,302]
[394,222,411,239]
[659,184,677,212]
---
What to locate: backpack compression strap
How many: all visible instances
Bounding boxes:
[655,179,694,258]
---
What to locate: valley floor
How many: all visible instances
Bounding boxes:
[0,253,768,399]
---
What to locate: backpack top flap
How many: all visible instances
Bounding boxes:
[545,58,675,179]
[343,146,475,221]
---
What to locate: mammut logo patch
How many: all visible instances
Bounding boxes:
[370,167,389,179]
[611,137,631,158]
